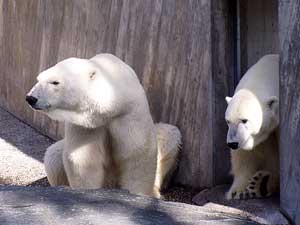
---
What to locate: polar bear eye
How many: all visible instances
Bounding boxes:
[241,119,248,124]
[89,71,97,80]
[50,81,60,85]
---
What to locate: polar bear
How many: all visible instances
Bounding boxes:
[26,54,181,198]
[225,54,279,200]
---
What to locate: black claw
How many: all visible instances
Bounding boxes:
[253,176,259,181]
[245,192,250,199]
[260,175,270,197]
[250,181,256,185]
[239,193,244,199]
[232,192,237,198]
[248,186,255,190]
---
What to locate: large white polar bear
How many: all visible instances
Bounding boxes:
[225,54,279,200]
[26,54,181,198]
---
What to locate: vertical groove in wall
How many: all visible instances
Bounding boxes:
[211,0,234,186]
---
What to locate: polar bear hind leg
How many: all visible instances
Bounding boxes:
[154,123,181,193]
[44,140,69,186]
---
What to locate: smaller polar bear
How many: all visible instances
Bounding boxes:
[26,54,181,198]
[225,54,279,200]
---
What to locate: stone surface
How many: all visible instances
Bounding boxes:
[192,185,289,225]
[0,185,263,225]
[0,108,52,185]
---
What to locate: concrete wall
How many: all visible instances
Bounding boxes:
[239,0,279,75]
[279,0,300,223]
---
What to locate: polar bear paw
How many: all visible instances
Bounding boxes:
[226,189,251,200]
[245,170,271,199]
[226,170,272,200]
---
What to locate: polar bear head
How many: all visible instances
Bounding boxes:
[225,89,278,150]
[26,54,144,128]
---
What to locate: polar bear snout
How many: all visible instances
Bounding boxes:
[25,94,50,111]
[26,95,43,110]
[227,142,239,150]
[26,95,38,107]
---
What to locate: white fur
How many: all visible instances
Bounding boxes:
[155,123,181,192]
[28,54,181,197]
[225,54,279,199]
[44,140,68,186]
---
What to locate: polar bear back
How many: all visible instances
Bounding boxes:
[89,53,148,106]
[235,54,279,101]
[90,53,139,84]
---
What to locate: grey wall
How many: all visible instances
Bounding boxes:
[279,0,300,223]
[239,0,279,75]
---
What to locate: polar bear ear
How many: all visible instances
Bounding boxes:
[225,96,232,104]
[89,71,97,80]
[266,96,279,111]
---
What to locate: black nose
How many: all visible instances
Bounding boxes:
[227,142,239,149]
[26,95,38,106]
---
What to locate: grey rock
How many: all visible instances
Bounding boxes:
[0,186,262,225]
[192,185,289,225]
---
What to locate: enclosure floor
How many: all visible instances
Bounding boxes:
[0,107,288,224]
[0,185,278,225]
[0,107,52,185]
[192,185,288,224]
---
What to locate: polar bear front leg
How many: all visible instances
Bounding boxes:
[226,170,254,200]
[226,150,258,200]
[44,140,69,186]
[118,155,158,198]
[62,124,117,189]
[62,146,107,189]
